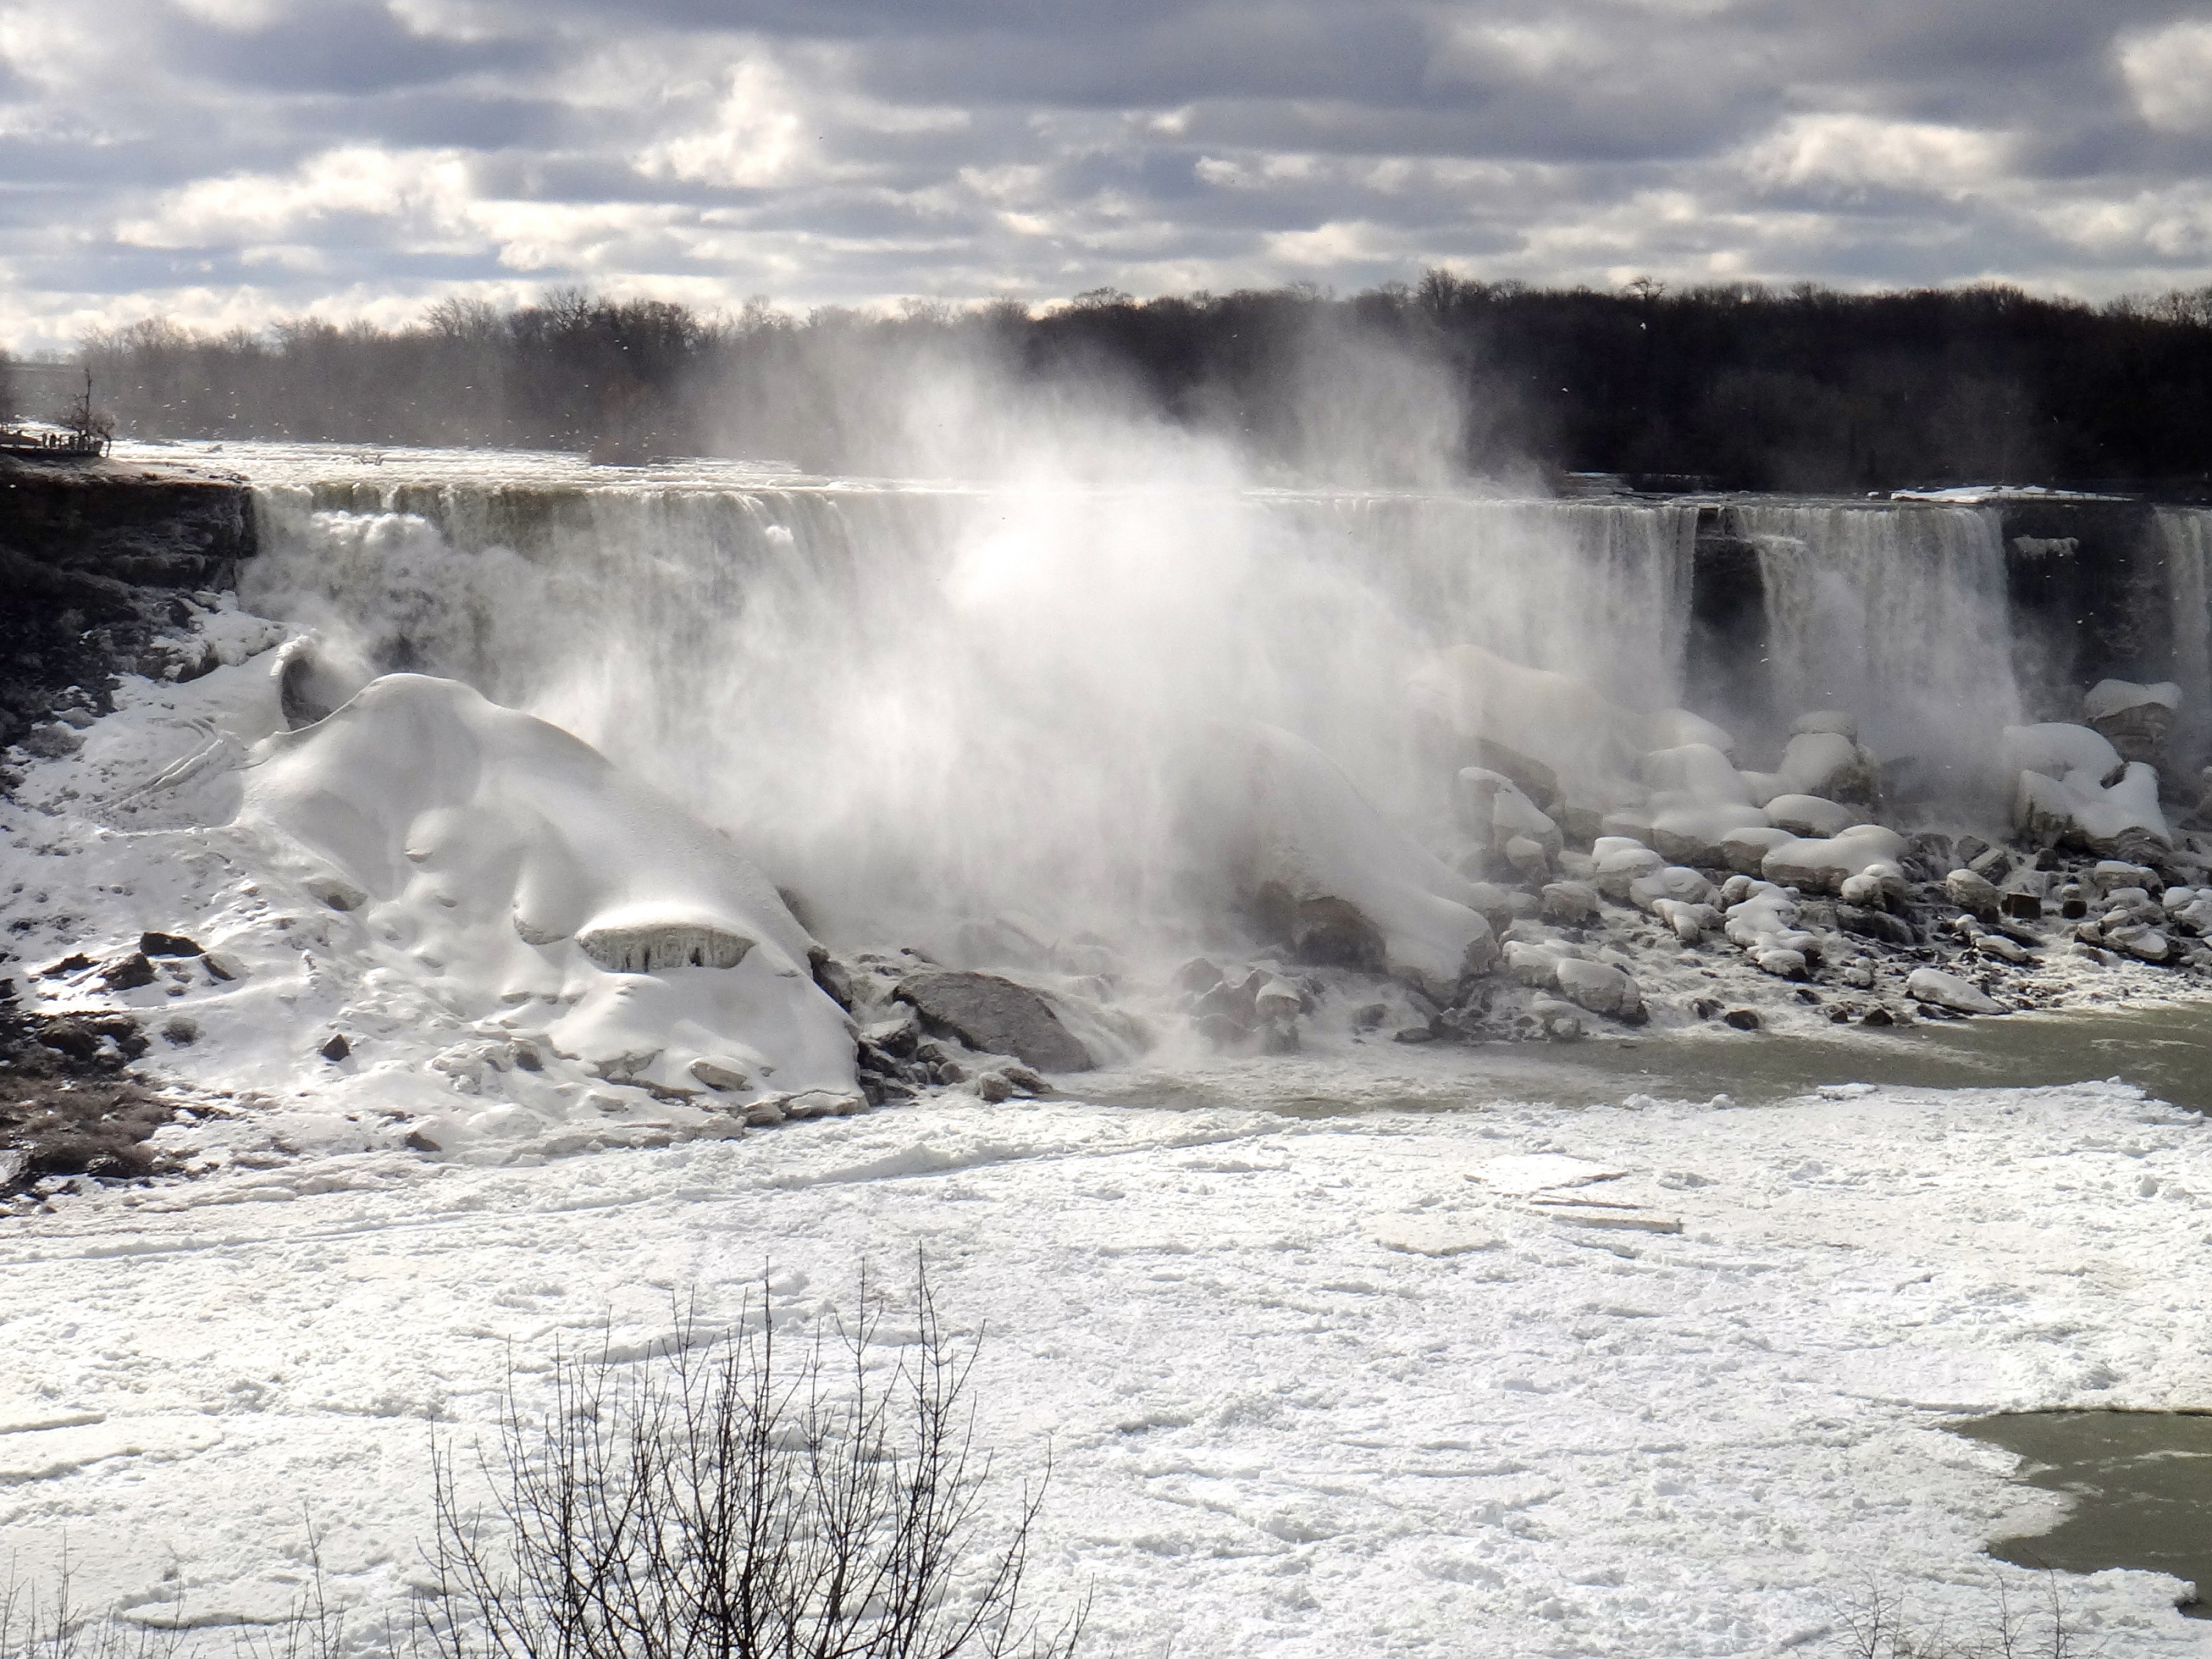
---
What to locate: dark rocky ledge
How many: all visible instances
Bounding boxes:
[0,455,256,756]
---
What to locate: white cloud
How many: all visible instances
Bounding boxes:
[1742,113,2011,198]
[2116,18,2212,135]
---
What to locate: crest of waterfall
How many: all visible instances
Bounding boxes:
[244,464,1697,942]
[1729,502,2023,785]
[2160,506,2212,770]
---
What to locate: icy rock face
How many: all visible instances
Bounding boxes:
[1195,723,1499,997]
[2082,679,2180,765]
[893,969,1092,1074]
[240,673,856,1100]
[2004,724,2170,856]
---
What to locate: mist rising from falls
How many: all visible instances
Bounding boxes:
[245,473,1697,948]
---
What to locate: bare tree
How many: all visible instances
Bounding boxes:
[421,1263,1083,1659]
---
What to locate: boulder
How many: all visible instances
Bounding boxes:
[1540,881,1601,925]
[1553,957,1645,1021]
[2006,724,2169,855]
[1905,968,2003,1016]
[1765,794,1855,839]
[1944,868,2000,916]
[1721,825,1796,875]
[2082,679,2180,766]
[894,970,1093,1073]
[1762,826,1908,894]
[1592,839,1665,902]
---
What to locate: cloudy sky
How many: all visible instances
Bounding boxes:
[4,0,2212,351]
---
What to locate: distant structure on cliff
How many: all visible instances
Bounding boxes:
[0,420,108,459]
[1,366,114,458]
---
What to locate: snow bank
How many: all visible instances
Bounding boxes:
[239,675,856,1127]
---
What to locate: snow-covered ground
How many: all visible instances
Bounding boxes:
[2,1075,2208,1656]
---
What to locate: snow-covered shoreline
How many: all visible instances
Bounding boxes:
[0,1079,2206,1655]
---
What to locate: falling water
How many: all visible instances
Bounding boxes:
[2161,507,2212,769]
[1730,502,2023,782]
[239,451,1698,942]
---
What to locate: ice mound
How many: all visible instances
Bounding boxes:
[241,674,856,1119]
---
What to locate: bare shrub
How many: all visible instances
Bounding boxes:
[1831,1571,2104,1659]
[420,1264,1083,1659]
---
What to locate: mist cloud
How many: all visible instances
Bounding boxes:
[4,0,2211,349]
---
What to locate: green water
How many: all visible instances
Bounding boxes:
[1954,1412,2212,1616]
[1083,999,2212,1118]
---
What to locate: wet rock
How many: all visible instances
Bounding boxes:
[2083,679,2180,766]
[1831,911,1920,946]
[100,953,156,991]
[319,1033,352,1061]
[37,1019,101,1063]
[404,1129,443,1153]
[2000,890,2045,920]
[1391,1025,1436,1044]
[1722,1008,1761,1031]
[1172,956,1224,995]
[1861,1006,1895,1027]
[1905,968,2003,1016]
[138,931,202,957]
[976,1071,1014,1104]
[810,949,854,1010]
[894,969,1093,1072]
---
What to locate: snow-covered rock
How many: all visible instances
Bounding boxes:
[1764,794,1855,839]
[1905,968,2003,1015]
[2005,724,2169,855]
[1744,728,1880,807]
[1454,767,1561,855]
[1762,825,1908,893]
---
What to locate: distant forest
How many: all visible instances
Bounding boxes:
[8,275,2212,492]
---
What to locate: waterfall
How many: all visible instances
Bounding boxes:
[241,461,1696,939]
[1729,502,2022,780]
[2160,507,2212,770]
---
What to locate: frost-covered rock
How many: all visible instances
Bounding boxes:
[1627,865,1717,912]
[2082,679,2180,765]
[1637,741,1770,866]
[1540,881,1601,924]
[1591,838,1665,903]
[1554,957,1644,1021]
[1905,968,2003,1015]
[2006,724,2169,855]
[1944,868,2000,914]
[1197,723,1499,995]
[1454,767,1561,856]
[1762,825,1908,894]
